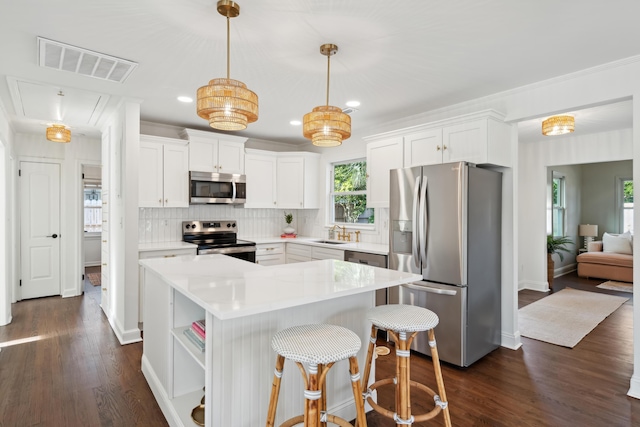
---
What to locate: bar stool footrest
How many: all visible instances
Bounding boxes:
[366,377,445,423]
[280,413,353,427]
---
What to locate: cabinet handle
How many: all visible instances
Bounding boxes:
[273,201,276,205]
[159,199,162,203]
[366,174,369,178]
[102,201,107,205]
[102,263,107,266]
[165,199,168,204]
[266,247,274,251]
[102,240,107,243]
[163,254,176,258]
[436,145,441,151]
[300,202,303,206]
[219,165,222,169]
[102,287,107,291]
[443,145,447,150]
[102,220,107,223]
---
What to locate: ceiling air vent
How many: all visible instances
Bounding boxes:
[37,37,138,83]
[342,107,358,115]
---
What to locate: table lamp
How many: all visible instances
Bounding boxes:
[578,224,598,250]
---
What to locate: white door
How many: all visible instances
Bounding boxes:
[20,162,61,299]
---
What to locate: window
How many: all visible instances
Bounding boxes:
[330,160,374,225]
[552,173,565,236]
[621,178,633,233]
[84,185,102,233]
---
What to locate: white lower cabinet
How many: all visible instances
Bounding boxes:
[285,243,312,263]
[311,246,344,261]
[255,243,285,266]
[138,246,197,325]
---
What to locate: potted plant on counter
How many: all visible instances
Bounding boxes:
[283,212,295,236]
[546,235,573,291]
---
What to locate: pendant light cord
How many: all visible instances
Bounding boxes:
[226,15,230,79]
[326,53,331,106]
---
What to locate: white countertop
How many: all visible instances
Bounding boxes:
[139,254,420,320]
[138,241,198,252]
[249,236,389,255]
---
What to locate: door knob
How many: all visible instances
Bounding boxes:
[47,234,58,238]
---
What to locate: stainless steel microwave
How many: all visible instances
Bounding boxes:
[189,171,246,204]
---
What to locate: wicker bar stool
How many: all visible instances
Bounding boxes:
[361,304,451,426]
[266,324,368,427]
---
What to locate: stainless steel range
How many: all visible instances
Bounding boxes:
[182,220,256,262]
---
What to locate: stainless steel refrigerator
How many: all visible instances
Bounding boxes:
[388,161,501,367]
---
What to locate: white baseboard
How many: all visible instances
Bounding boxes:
[141,355,177,425]
[554,263,576,277]
[628,374,640,400]
[501,330,522,350]
[107,314,142,345]
[518,279,548,292]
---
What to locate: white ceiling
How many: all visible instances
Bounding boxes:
[0,0,638,144]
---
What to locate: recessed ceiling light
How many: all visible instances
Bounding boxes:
[290,120,302,126]
[177,96,193,103]
[345,100,360,108]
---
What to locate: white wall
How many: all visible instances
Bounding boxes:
[519,128,632,291]
[0,102,12,326]
[13,132,101,299]
[581,160,633,236]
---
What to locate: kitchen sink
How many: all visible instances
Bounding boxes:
[313,240,346,245]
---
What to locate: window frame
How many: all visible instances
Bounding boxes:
[618,176,634,234]
[551,172,566,237]
[328,159,375,230]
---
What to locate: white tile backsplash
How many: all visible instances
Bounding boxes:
[138,206,389,244]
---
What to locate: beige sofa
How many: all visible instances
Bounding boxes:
[576,236,633,283]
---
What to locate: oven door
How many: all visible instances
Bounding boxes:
[198,245,256,263]
[190,171,247,204]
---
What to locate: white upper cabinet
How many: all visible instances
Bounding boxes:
[404,129,443,167]
[276,153,320,209]
[402,111,512,168]
[180,128,247,174]
[244,150,320,209]
[139,135,189,208]
[365,137,404,208]
[366,110,513,207]
[441,117,511,167]
[245,149,277,208]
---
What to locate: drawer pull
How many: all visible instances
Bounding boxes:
[163,254,177,258]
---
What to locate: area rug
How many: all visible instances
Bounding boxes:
[519,288,628,348]
[87,273,101,287]
[596,281,633,293]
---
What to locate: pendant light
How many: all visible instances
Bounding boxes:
[542,115,575,136]
[196,0,258,131]
[46,124,71,143]
[303,44,351,147]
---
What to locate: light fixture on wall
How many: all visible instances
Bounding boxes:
[46,124,71,143]
[303,44,351,147]
[578,224,598,250]
[196,0,258,131]
[542,115,575,136]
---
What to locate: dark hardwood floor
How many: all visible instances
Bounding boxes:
[1,269,638,426]
[0,267,168,427]
[367,271,639,426]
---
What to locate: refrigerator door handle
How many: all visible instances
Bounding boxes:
[419,175,428,265]
[402,282,458,296]
[412,175,421,268]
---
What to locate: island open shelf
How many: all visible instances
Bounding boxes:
[139,254,421,426]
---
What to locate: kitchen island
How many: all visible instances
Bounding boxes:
[139,254,421,427]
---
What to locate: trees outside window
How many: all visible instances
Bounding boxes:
[331,160,374,224]
[622,179,634,233]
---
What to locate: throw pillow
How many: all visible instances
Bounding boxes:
[603,232,633,254]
